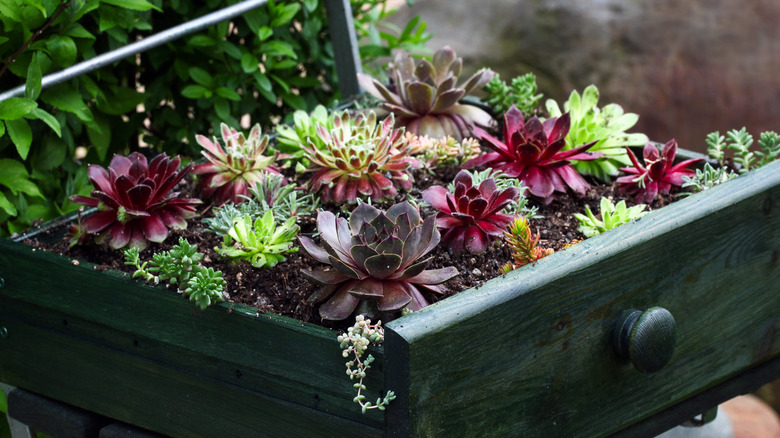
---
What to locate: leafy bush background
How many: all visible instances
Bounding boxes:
[0,0,429,236]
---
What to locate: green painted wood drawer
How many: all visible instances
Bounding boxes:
[1,155,779,437]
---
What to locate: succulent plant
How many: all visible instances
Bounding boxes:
[573,197,648,238]
[617,140,704,203]
[216,211,299,269]
[483,72,543,115]
[422,170,520,254]
[712,127,780,173]
[357,46,495,140]
[546,85,649,182]
[69,152,200,250]
[680,163,737,195]
[302,111,419,204]
[405,133,481,168]
[192,123,281,206]
[274,104,333,171]
[299,202,458,321]
[463,105,601,202]
[500,216,554,273]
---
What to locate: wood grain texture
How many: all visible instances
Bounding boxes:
[0,244,386,434]
[385,158,780,437]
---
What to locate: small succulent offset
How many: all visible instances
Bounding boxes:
[299,202,458,321]
[463,105,601,202]
[423,170,521,254]
[338,315,396,414]
[573,197,648,238]
[482,72,543,116]
[69,152,201,250]
[616,140,703,203]
[124,238,226,310]
[193,123,281,206]
[405,133,481,168]
[546,85,648,181]
[500,216,553,274]
[357,46,495,140]
[302,111,419,204]
[215,211,299,269]
[445,168,539,219]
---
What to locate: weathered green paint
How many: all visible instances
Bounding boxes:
[0,244,385,437]
[384,158,780,437]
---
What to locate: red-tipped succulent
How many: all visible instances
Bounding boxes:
[192,123,281,206]
[463,105,601,201]
[422,170,519,254]
[69,152,201,250]
[299,202,458,321]
[616,140,704,203]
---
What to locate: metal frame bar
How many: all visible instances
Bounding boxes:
[0,0,362,102]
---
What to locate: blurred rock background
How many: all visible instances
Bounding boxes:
[387,0,780,153]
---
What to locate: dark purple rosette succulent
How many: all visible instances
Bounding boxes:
[616,140,704,203]
[422,170,519,254]
[463,105,601,202]
[299,202,458,321]
[69,152,201,250]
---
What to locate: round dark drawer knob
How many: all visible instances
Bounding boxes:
[612,307,676,373]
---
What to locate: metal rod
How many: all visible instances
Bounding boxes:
[0,0,269,102]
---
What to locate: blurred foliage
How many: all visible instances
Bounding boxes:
[0,0,430,236]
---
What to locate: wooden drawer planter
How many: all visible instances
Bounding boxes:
[0,153,779,437]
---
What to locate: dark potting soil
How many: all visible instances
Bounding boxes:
[21,164,678,332]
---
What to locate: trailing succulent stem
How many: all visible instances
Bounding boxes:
[338,315,396,414]
[123,238,226,310]
[573,197,648,238]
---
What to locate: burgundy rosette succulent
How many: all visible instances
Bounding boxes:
[616,140,704,203]
[193,123,281,206]
[69,152,201,250]
[463,105,601,202]
[299,202,458,320]
[422,170,519,254]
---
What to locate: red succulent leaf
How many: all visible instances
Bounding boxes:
[617,140,704,203]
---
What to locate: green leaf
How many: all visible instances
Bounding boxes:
[261,41,297,59]
[41,86,92,122]
[303,0,317,13]
[98,87,148,115]
[46,34,77,66]
[0,121,4,137]
[32,136,67,170]
[28,108,62,137]
[0,97,37,120]
[241,53,259,73]
[188,67,213,87]
[5,119,33,160]
[0,159,42,198]
[64,22,95,39]
[25,55,42,99]
[22,0,48,16]
[0,191,16,216]
[188,35,214,47]
[257,26,273,41]
[270,3,300,28]
[214,97,230,121]
[86,114,111,161]
[253,73,273,92]
[181,85,209,99]
[101,0,161,12]
[215,87,240,101]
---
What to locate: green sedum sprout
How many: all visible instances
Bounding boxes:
[573,197,648,238]
[483,72,543,116]
[680,163,737,195]
[216,211,299,268]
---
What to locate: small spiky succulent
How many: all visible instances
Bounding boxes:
[215,211,299,269]
[302,111,419,204]
[546,85,648,181]
[422,170,520,254]
[69,152,200,250]
[500,216,554,273]
[299,202,458,321]
[573,197,648,238]
[193,123,281,206]
[463,105,601,202]
[357,46,495,140]
[406,133,481,168]
[680,163,737,195]
[616,140,703,203]
[483,72,543,115]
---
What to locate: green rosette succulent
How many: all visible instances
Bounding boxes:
[357,46,495,141]
[573,197,648,238]
[274,105,332,171]
[546,85,649,181]
[216,211,299,268]
[299,202,459,321]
